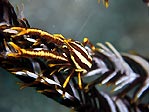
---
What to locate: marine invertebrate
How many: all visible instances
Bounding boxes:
[0,0,148,112]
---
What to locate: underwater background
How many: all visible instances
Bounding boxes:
[0,0,149,112]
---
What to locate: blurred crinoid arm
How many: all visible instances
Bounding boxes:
[98,0,109,8]
[85,42,149,103]
[0,0,30,27]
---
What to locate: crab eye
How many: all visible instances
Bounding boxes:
[62,45,67,48]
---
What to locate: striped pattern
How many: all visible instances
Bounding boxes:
[65,40,92,73]
[9,27,65,45]
[8,42,68,62]
[5,27,93,77]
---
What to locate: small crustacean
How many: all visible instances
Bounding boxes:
[0,0,149,111]
[3,27,94,89]
[7,42,68,62]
